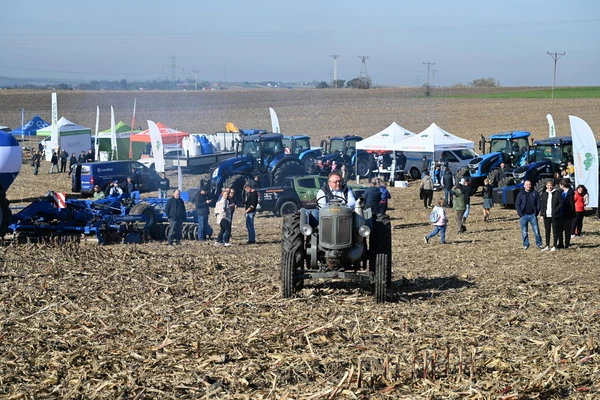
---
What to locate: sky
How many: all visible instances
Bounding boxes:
[1,0,599,87]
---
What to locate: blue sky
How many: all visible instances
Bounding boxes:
[1,0,599,86]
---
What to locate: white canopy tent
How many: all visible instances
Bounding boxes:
[356,122,416,151]
[395,123,474,152]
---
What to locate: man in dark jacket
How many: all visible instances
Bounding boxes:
[86,149,95,162]
[59,149,68,173]
[557,179,576,249]
[32,151,42,175]
[515,180,543,250]
[68,153,77,176]
[396,151,407,172]
[193,187,213,241]
[130,168,142,191]
[165,189,187,246]
[49,151,58,174]
[363,179,381,213]
[244,184,258,244]
[442,167,455,207]
[158,172,170,199]
[125,177,136,195]
[78,151,87,164]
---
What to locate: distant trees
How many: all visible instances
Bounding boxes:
[316,81,329,89]
[472,77,500,87]
[346,77,371,89]
[332,79,345,88]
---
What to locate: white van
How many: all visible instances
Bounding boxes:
[392,149,479,180]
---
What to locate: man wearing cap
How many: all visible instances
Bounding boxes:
[165,189,186,246]
[109,180,123,197]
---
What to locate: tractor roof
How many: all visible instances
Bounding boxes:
[241,133,283,142]
[330,135,363,141]
[239,129,268,136]
[533,136,572,146]
[489,131,530,140]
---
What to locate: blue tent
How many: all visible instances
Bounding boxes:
[12,114,50,136]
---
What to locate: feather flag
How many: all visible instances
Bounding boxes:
[570,116,598,207]
[110,106,118,160]
[269,107,280,133]
[94,106,100,160]
[50,93,59,151]
[546,114,556,137]
[147,120,165,172]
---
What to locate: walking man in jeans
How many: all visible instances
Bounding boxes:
[244,184,258,244]
[515,180,543,250]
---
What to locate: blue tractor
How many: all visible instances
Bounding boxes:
[455,131,530,189]
[317,135,372,178]
[208,132,305,203]
[493,136,574,206]
[282,135,323,172]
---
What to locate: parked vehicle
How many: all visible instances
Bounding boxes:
[255,175,368,217]
[317,135,372,178]
[71,160,161,196]
[456,131,530,189]
[399,149,479,180]
[282,135,323,172]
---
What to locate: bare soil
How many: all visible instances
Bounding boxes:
[1,89,599,399]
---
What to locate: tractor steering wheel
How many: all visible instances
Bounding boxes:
[316,194,347,209]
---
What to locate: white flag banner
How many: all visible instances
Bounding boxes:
[178,166,183,191]
[269,107,280,133]
[50,93,59,150]
[546,114,556,137]
[569,115,598,208]
[110,106,118,160]
[147,120,165,172]
[94,106,100,160]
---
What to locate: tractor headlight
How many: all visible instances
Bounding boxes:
[301,224,313,236]
[212,168,219,178]
[358,225,371,237]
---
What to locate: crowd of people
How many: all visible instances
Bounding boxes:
[30,146,95,176]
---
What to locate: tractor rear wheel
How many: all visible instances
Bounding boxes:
[535,178,554,196]
[302,155,316,173]
[487,169,500,187]
[273,160,305,187]
[497,176,515,188]
[374,253,389,303]
[223,174,247,206]
[281,212,305,298]
[455,167,470,183]
[356,157,370,178]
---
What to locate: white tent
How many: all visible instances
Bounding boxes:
[356,122,416,151]
[395,123,474,152]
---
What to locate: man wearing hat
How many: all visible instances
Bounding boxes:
[109,180,123,197]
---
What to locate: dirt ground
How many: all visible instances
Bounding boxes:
[1,89,599,398]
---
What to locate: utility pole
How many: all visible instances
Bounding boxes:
[423,62,435,87]
[431,69,438,87]
[331,55,340,88]
[547,51,565,103]
[192,69,201,90]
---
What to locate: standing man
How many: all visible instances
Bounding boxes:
[515,180,543,250]
[165,189,186,246]
[452,183,466,234]
[442,167,455,207]
[421,155,429,179]
[68,152,77,176]
[244,184,258,244]
[78,151,87,164]
[158,172,170,199]
[59,149,68,173]
[363,179,381,214]
[49,151,59,174]
[130,167,142,192]
[86,149,95,162]
[193,187,213,241]
[378,180,391,214]
[32,150,42,176]
[461,178,473,231]
[397,151,407,173]
[557,180,576,249]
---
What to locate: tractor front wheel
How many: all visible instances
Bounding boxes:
[281,212,305,298]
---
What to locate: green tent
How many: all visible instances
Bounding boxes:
[97,121,140,160]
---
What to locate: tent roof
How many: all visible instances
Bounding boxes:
[12,115,51,136]
[99,121,139,135]
[130,122,189,144]
[356,122,415,151]
[37,117,91,135]
[395,123,474,152]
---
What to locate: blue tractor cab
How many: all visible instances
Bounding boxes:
[456,130,530,189]
[493,136,573,206]
[282,135,323,172]
[317,135,371,178]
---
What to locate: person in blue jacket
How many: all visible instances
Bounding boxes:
[515,180,543,250]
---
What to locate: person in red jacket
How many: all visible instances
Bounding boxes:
[572,184,588,237]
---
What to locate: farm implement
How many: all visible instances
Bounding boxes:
[6,191,201,245]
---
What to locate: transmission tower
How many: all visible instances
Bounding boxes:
[423,62,435,87]
[431,69,438,86]
[192,69,201,90]
[163,55,184,81]
[358,56,369,79]
[331,55,340,88]
[547,51,565,103]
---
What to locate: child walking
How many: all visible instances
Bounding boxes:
[425,199,448,244]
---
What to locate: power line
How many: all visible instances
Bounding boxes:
[547,51,565,103]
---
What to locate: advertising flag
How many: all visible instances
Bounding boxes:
[269,107,280,133]
[546,114,556,137]
[94,106,100,160]
[569,115,598,207]
[147,120,165,172]
[110,106,118,160]
[21,108,24,140]
[130,98,137,136]
[50,93,59,150]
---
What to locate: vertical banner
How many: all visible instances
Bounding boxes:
[50,93,59,151]
[130,97,137,137]
[178,166,183,191]
[546,114,556,137]
[569,115,598,208]
[269,107,280,133]
[21,108,24,141]
[94,106,100,161]
[147,120,165,172]
[110,106,118,160]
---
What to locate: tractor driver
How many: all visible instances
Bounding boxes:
[316,171,356,209]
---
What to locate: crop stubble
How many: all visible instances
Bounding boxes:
[1,89,599,398]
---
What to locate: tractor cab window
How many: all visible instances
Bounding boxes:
[329,139,344,154]
[262,139,282,156]
[294,138,310,154]
[282,138,291,150]
[345,139,359,157]
[241,141,261,158]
